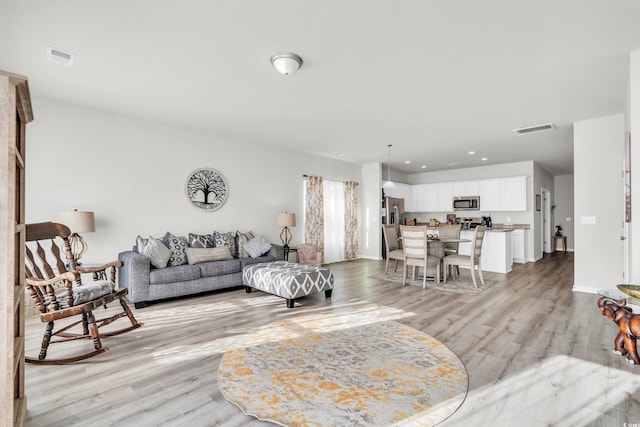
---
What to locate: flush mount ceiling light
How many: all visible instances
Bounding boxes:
[513,123,556,136]
[270,52,303,75]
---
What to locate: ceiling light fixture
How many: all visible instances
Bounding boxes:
[382,144,396,189]
[468,151,475,155]
[404,160,411,164]
[270,52,303,75]
[481,157,488,161]
[421,165,427,169]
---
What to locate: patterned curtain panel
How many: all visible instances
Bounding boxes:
[344,181,358,260]
[305,176,324,259]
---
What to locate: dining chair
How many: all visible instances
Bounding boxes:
[443,225,486,288]
[399,225,440,288]
[382,224,404,273]
[438,223,461,275]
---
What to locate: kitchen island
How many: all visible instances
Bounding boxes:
[457,228,513,274]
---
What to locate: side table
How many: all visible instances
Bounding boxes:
[553,235,567,253]
[284,247,297,262]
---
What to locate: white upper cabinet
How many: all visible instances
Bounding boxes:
[500,176,527,211]
[452,181,479,198]
[479,179,501,211]
[436,182,453,212]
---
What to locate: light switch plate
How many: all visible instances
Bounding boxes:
[581,216,596,225]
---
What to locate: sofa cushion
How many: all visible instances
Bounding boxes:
[163,232,189,266]
[213,230,237,258]
[150,264,201,285]
[188,233,214,248]
[136,236,171,268]
[186,247,233,264]
[199,259,242,278]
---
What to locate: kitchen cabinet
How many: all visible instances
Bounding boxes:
[479,180,501,211]
[501,176,527,211]
[458,229,513,273]
[512,229,528,263]
[435,182,453,212]
[452,180,480,198]
[411,183,428,212]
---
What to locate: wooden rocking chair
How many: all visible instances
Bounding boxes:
[24,222,143,364]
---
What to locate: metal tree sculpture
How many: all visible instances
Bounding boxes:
[186,168,228,211]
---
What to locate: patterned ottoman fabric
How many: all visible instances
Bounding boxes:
[242,261,334,308]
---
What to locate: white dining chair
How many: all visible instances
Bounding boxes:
[443,226,486,288]
[382,224,404,273]
[400,225,440,288]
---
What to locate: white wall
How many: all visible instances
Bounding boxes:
[26,97,363,264]
[553,175,574,251]
[361,162,383,259]
[573,114,625,292]
[532,162,555,258]
[630,50,640,282]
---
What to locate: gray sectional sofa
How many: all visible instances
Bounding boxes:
[118,246,283,308]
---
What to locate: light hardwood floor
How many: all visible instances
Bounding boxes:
[24,253,640,427]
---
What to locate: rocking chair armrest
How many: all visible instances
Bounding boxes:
[25,271,79,288]
[75,260,123,274]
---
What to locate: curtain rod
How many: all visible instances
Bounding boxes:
[303,174,358,185]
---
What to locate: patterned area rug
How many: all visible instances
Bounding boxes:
[369,270,495,295]
[218,319,467,426]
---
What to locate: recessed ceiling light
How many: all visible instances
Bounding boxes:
[468,151,475,155]
[421,165,427,169]
[47,46,74,66]
[404,160,411,164]
[481,157,488,161]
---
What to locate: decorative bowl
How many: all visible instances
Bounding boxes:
[617,284,640,299]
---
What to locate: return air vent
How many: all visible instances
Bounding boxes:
[513,123,556,135]
[47,46,74,66]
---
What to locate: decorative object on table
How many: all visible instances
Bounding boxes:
[55,209,95,265]
[617,284,640,299]
[276,212,296,252]
[429,218,439,227]
[24,222,143,364]
[555,225,563,236]
[185,168,228,211]
[382,144,396,189]
[597,296,640,365]
[270,52,303,75]
[218,318,467,426]
[447,213,457,225]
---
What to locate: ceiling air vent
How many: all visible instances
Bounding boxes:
[513,123,556,136]
[47,46,75,66]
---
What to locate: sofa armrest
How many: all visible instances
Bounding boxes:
[269,244,285,261]
[118,251,151,303]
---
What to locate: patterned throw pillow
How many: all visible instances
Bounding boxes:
[136,236,171,268]
[244,236,272,258]
[188,233,214,248]
[213,231,238,258]
[236,231,255,258]
[185,247,233,264]
[162,232,189,266]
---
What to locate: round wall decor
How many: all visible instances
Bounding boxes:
[185,168,228,211]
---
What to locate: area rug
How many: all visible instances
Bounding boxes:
[218,318,468,426]
[369,270,495,295]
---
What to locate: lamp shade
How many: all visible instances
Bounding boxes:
[276,212,296,227]
[56,210,95,233]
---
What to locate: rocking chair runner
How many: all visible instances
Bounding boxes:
[24,222,143,364]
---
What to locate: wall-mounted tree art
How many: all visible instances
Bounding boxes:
[186,168,228,211]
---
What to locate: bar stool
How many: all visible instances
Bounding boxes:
[553,235,567,253]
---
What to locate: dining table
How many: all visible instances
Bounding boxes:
[426,238,471,259]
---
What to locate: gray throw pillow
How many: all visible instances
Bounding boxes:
[213,230,238,258]
[236,230,255,258]
[163,232,189,266]
[244,236,272,258]
[188,233,214,248]
[136,235,171,268]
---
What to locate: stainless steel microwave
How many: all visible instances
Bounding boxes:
[453,196,480,211]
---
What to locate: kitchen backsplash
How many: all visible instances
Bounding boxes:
[402,210,530,226]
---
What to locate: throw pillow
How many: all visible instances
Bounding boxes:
[244,236,272,258]
[188,233,214,248]
[185,247,233,264]
[213,230,237,258]
[136,235,172,268]
[162,232,189,266]
[236,230,255,258]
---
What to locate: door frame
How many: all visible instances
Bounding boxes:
[541,187,552,253]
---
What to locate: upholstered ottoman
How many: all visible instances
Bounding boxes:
[242,261,334,308]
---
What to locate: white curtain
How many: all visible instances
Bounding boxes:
[323,180,345,264]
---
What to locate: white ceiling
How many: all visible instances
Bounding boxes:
[3,1,640,175]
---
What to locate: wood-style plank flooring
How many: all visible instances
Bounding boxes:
[23,253,640,427]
